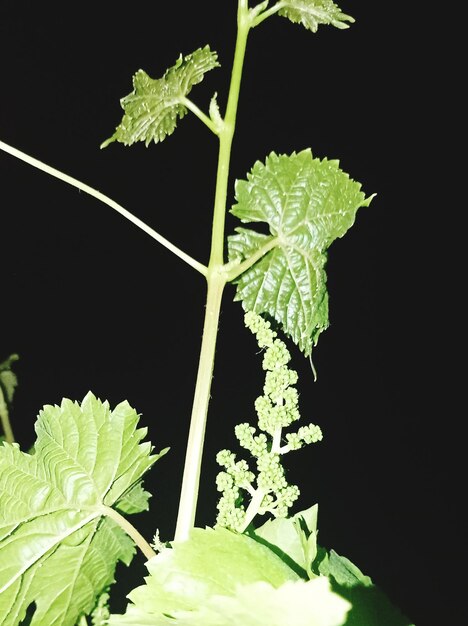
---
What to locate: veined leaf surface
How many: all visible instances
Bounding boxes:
[102,46,219,147]
[0,392,167,626]
[115,482,152,515]
[108,526,350,626]
[228,150,374,355]
[278,0,354,32]
[253,505,319,577]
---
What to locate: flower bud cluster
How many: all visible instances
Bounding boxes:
[215,311,323,532]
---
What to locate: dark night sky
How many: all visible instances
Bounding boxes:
[0,2,463,624]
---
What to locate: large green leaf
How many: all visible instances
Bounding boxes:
[102,46,219,147]
[109,526,351,626]
[0,392,167,626]
[278,0,354,32]
[228,150,374,355]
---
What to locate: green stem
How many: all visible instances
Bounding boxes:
[209,0,250,267]
[0,387,15,444]
[174,1,252,542]
[0,140,207,276]
[180,97,219,135]
[240,486,266,532]
[252,1,285,28]
[174,272,226,541]
[101,505,156,560]
[271,425,283,453]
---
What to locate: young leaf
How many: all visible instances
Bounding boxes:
[317,550,372,588]
[278,0,354,32]
[314,549,414,625]
[115,482,152,515]
[252,504,319,576]
[0,354,19,405]
[108,526,351,626]
[90,591,110,626]
[0,392,167,626]
[101,46,219,147]
[228,150,374,355]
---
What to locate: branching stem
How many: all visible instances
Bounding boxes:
[0,140,207,276]
[181,97,220,135]
[252,1,285,27]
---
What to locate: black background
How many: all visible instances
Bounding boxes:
[0,1,463,624]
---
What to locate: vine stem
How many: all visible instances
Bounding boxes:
[0,139,207,276]
[174,0,252,542]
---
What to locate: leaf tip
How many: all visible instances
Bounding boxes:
[363,192,377,207]
[100,136,114,149]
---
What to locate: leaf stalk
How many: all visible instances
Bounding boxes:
[180,97,220,135]
[101,505,156,561]
[225,236,279,281]
[251,1,285,27]
[0,140,207,276]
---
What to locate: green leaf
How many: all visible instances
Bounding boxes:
[228,149,374,355]
[249,514,415,626]
[317,550,373,588]
[90,591,110,626]
[252,504,318,577]
[115,482,152,515]
[278,0,354,32]
[109,526,351,626]
[0,354,19,405]
[315,549,414,626]
[0,392,166,626]
[102,46,219,147]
